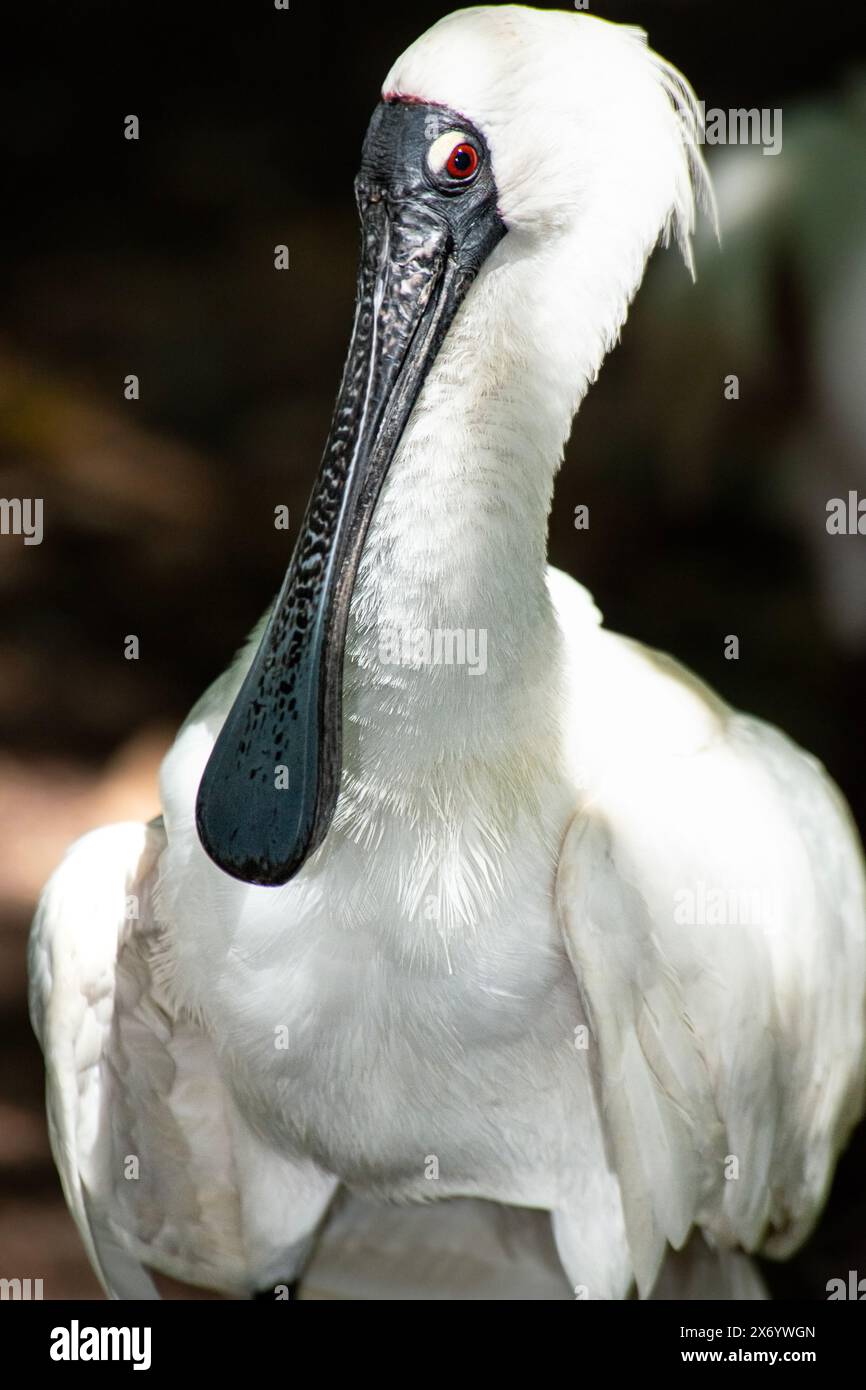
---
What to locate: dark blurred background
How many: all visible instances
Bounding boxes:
[1,0,865,1298]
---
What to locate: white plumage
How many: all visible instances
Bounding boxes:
[29,6,866,1300]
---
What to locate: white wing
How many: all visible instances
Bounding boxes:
[28,818,337,1298]
[550,569,866,1296]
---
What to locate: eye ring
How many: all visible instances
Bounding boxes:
[427,129,482,188]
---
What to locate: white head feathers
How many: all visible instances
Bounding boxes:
[384,5,714,277]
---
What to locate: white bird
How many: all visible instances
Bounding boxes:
[30,5,866,1301]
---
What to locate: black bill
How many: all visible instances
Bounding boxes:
[195,100,506,885]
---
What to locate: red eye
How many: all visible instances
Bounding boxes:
[445,142,479,180]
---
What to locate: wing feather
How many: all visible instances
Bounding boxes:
[554,637,866,1296]
[29,819,336,1297]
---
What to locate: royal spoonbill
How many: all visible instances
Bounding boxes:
[29,5,866,1301]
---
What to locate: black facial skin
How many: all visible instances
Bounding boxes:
[195,101,506,886]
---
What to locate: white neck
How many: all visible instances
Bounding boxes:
[343,230,635,783]
[342,239,594,813]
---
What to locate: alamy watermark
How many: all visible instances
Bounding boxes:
[827,1271,866,1300]
[1,1276,43,1299]
[826,492,866,535]
[379,626,488,676]
[50,1321,151,1371]
[0,497,43,545]
[674,880,779,927]
[695,102,782,157]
